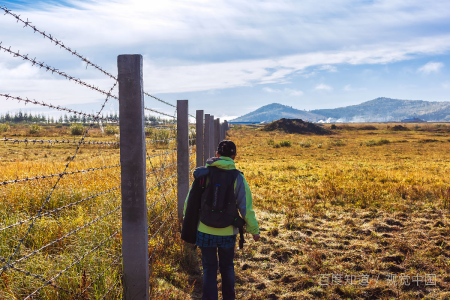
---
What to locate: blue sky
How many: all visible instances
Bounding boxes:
[1,0,450,120]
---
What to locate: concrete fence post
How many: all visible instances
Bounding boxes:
[224,120,228,137]
[196,110,204,167]
[215,118,220,150]
[204,114,210,163]
[210,115,215,157]
[118,54,149,300]
[221,123,225,140]
[177,100,189,221]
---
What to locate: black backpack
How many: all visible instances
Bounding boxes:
[181,166,246,248]
[201,167,246,248]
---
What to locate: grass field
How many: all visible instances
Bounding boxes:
[1,122,450,299]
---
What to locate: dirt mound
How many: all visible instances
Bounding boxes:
[262,118,331,135]
[390,125,410,131]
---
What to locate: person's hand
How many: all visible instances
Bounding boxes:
[252,234,260,242]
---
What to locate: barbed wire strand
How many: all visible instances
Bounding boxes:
[147,185,176,213]
[144,92,175,108]
[0,5,117,80]
[149,219,176,265]
[146,161,176,178]
[0,137,120,146]
[0,164,120,187]
[144,107,176,119]
[146,110,178,221]
[5,207,120,271]
[0,93,118,123]
[146,171,177,193]
[0,185,121,233]
[0,43,119,101]
[80,255,122,295]
[99,275,123,300]
[0,6,182,111]
[24,229,121,300]
[0,256,71,293]
[148,196,176,228]
[0,82,117,276]
[148,207,177,239]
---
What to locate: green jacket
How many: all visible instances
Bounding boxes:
[183,156,259,236]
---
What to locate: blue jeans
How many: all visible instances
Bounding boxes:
[200,246,235,300]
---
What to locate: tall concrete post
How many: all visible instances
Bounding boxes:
[177,100,189,221]
[196,110,204,167]
[204,114,210,163]
[214,118,220,150]
[224,120,228,137]
[118,54,149,300]
[210,115,215,157]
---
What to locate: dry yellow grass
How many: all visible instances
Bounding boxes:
[2,122,450,299]
[0,124,195,299]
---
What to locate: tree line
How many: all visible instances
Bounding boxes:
[0,111,173,125]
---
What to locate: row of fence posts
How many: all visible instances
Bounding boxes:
[117,54,229,299]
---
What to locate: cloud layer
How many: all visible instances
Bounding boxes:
[0,0,449,114]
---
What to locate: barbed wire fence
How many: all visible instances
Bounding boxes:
[0,4,229,299]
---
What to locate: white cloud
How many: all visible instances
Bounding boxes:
[0,0,450,113]
[443,82,450,89]
[315,84,332,91]
[262,87,303,96]
[343,84,353,91]
[284,88,304,96]
[262,87,277,93]
[319,65,338,72]
[418,62,444,74]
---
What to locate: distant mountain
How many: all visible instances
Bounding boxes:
[231,98,450,123]
[231,103,325,123]
[311,97,450,122]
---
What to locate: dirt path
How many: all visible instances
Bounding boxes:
[226,207,450,299]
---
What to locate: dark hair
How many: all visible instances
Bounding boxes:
[217,140,236,157]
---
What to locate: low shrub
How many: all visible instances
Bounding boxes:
[70,123,84,135]
[145,127,154,137]
[29,124,41,134]
[0,123,10,133]
[105,125,118,135]
[267,139,275,145]
[279,140,291,147]
[365,138,390,146]
[299,139,312,148]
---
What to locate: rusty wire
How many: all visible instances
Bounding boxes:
[0,137,120,146]
[0,163,119,186]
[0,5,117,80]
[0,43,119,100]
[0,93,118,123]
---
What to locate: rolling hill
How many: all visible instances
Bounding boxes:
[231,98,450,123]
[231,103,325,123]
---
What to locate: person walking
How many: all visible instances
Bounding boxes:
[182,140,260,300]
